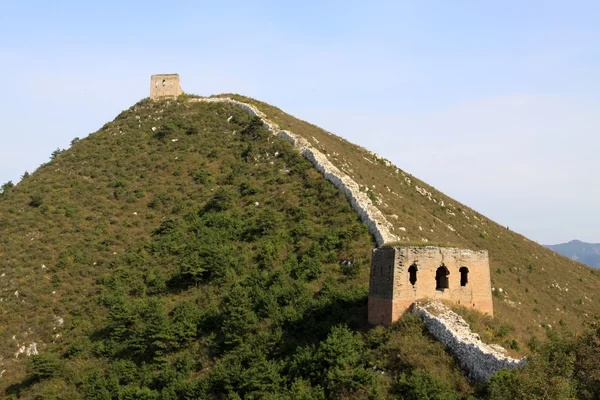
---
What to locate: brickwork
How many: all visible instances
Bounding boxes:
[368,246,493,325]
[150,74,183,100]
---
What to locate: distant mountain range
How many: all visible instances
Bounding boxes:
[545,240,600,269]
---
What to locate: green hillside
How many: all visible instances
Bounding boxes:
[215,94,600,342]
[0,95,599,399]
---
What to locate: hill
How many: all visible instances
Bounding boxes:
[214,94,600,338]
[546,240,600,269]
[0,94,599,398]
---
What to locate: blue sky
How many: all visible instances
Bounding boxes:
[1,1,598,244]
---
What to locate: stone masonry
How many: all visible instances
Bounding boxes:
[413,301,524,381]
[369,246,493,326]
[150,74,183,100]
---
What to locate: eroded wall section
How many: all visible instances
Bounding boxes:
[414,301,523,381]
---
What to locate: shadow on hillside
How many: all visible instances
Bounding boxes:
[164,272,198,294]
[276,293,370,353]
[5,376,36,397]
[4,288,372,396]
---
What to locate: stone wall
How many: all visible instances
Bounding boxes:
[369,246,493,325]
[191,96,399,247]
[413,301,524,381]
[186,94,506,382]
[188,97,494,317]
[150,74,183,100]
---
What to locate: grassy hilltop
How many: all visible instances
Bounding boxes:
[0,96,599,398]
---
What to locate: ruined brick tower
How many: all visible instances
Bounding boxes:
[369,246,494,326]
[150,74,183,100]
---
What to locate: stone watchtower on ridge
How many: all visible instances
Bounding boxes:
[143,73,494,327]
[369,246,494,326]
[150,74,183,100]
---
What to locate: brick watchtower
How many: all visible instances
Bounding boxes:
[368,246,494,326]
[150,74,183,100]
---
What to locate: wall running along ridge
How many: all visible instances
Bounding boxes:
[191,97,399,247]
[413,301,524,381]
[185,96,512,377]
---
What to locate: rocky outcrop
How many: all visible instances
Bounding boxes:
[413,300,524,381]
[191,97,399,246]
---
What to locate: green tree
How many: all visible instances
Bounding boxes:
[27,353,62,381]
[393,369,460,400]
[1,180,14,198]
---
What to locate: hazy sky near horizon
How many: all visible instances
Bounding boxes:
[1,1,598,244]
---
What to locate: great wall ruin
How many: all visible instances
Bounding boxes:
[150,74,524,380]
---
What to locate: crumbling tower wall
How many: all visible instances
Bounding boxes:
[368,246,493,326]
[150,74,183,99]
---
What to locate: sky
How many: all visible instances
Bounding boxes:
[0,0,598,244]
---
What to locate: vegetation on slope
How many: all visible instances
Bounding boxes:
[1,99,476,398]
[215,94,600,348]
[0,95,599,398]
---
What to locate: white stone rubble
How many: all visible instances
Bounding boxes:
[413,301,524,381]
[14,343,38,359]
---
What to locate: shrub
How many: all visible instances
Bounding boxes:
[340,260,361,278]
[51,148,64,160]
[29,194,44,207]
[0,181,14,198]
[289,256,322,281]
[393,369,460,400]
[28,353,62,381]
[192,168,213,185]
[155,124,176,140]
[290,325,376,396]
[203,187,237,212]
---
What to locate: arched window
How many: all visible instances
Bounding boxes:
[408,264,418,286]
[155,81,158,88]
[162,79,166,86]
[436,266,449,290]
[460,267,469,287]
